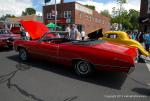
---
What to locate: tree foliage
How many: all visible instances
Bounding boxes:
[108,0,139,31]
[22,8,36,16]
[111,9,139,30]
[0,14,16,21]
[101,10,111,18]
[84,5,95,10]
[117,0,127,4]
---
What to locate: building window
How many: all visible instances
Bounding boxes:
[89,16,92,21]
[86,15,88,19]
[79,13,82,19]
[95,18,98,23]
[64,11,71,18]
[103,20,105,24]
[97,19,101,23]
[47,13,52,19]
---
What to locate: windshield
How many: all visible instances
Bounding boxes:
[40,31,69,42]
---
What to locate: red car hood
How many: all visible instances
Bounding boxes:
[20,21,49,40]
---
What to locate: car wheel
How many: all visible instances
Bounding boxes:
[19,48,28,61]
[74,60,94,77]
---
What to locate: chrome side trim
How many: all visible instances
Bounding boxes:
[95,64,130,68]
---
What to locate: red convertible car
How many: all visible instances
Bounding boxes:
[14,21,138,77]
[0,29,20,49]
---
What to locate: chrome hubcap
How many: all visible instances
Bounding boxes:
[20,49,27,60]
[76,61,89,74]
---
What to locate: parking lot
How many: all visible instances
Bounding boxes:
[0,48,150,101]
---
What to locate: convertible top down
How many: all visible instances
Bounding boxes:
[14,21,138,77]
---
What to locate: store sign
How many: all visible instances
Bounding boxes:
[47,18,66,23]
[75,4,93,15]
[148,0,150,13]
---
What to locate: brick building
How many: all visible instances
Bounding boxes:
[43,2,110,34]
[140,0,150,32]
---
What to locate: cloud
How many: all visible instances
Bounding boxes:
[77,0,140,13]
[0,0,140,17]
[36,11,42,16]
[0,0,33,17]
[124,0,140,11]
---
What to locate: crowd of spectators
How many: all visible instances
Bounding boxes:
[128,31,150,52]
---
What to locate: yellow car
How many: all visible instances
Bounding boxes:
[99,31,150,57]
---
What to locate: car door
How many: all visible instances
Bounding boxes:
[27,40,59,62]
[36,41,59,63]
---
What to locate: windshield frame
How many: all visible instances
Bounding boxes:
[39,31,69,42]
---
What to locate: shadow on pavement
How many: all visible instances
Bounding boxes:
[132,88,150,96]
[7,54,127,90]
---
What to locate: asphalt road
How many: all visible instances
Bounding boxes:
[0,48,150,101]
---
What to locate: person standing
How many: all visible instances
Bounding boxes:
[137,32,144,46]
[143,32,150,51]
[65,24,71,36]
[81,28,86,40]
[70,24,80,40]
[20,26,30,40]
[131,32,136,40]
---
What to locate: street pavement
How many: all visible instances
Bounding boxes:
[0,48,150,101]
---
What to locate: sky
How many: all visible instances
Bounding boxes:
[0,0,141,17]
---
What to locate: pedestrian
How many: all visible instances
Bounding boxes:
[143,32,150,51]
[137,32,144,44]
[20,26,30,40]
[70,24,80,40]
[65,24,71,36]
[131,32,136,40]
[81,28,86,40]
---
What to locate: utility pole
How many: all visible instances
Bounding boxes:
[54,0,57,31]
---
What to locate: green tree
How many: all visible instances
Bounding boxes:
[84,5,95,10]
[22,8,36,16]
[111,9,139,31]
[116,0,127,30]
[128,9,139,30]
[101,10,111,18]
[0,14,16,21]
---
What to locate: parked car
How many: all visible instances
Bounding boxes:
[14,21,138,77]
[10,23,23,35]
[0,29,20,49]
[99,31,150,57]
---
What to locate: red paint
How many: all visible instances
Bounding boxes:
[14,21,138,73]
[20,21,49,40]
